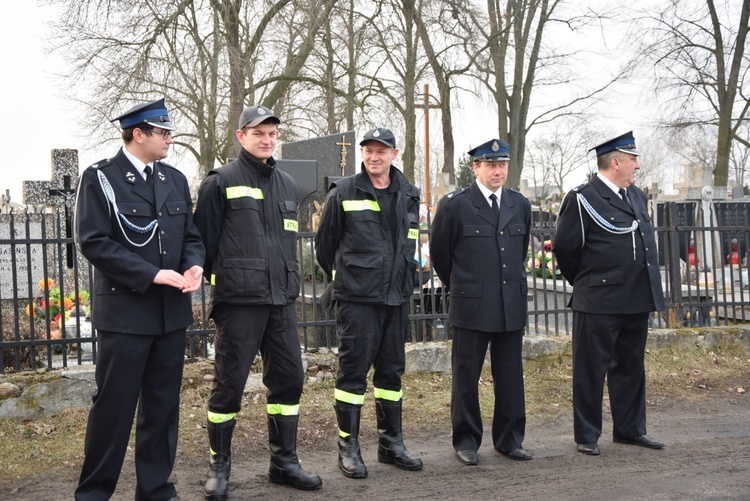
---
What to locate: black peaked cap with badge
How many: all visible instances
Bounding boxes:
[238,105,281,129]
[360,128,397,149]
[468,139,510,161]
[111,98,175,131]
[590,131,639,157]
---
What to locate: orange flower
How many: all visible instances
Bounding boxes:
[63,297,74,310]
[38,278,54,290]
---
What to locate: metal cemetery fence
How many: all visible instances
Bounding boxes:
[2,201,750,373]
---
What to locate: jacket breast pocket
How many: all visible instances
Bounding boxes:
[508,222,527,250]
[229,197,262,235]
[164,199,188,233]
[279,201,299,239]
[462,225,494,253]
[117,201,155,230]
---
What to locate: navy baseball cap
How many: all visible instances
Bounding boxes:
[360,128,397,149]
[238,105,280,129]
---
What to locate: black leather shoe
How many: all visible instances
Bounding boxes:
[502,448,533,461]
[576,442,600,455]
[614,434,664,449]
[456,449,478,465]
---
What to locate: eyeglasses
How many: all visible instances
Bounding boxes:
[147,129,173,139]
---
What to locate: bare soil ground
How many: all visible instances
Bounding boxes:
[2,343,749,500]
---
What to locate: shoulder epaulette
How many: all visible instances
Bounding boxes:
[445,187,468,200]
[89,158,112,170]
[572,182,588,192]
[156,160,176,171]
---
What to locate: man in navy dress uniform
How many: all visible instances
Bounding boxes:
[430,138,532,466]
[552,131,665,456]
[74,98,205,501]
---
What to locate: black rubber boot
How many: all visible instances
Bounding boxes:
[268,414,323,490]
[204,418,235,501]
[376,399,423,471]
[334,402,368,478]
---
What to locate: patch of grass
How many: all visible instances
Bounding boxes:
[0,342,747,484]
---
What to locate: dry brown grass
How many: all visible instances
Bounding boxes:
[0,340,748,484]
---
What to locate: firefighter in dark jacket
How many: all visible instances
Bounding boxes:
[192,105,322,500]
[552,131,665,456]
[315,127,423,479]
[430,139,532,466]
[74,99,205,501]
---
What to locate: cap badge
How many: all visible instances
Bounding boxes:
[373,129,381,137]
[125,171,136,183]
[491,141,500,152]
[258,107,267,115]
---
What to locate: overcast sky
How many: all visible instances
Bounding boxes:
[1,1,667,204]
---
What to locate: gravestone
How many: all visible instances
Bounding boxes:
[279,131,356,232]
[0,213,47,299]
[0,149,90,301]
[655,201,697,265]
[714,201,750,265]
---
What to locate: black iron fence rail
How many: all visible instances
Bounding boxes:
[2,201,749,373]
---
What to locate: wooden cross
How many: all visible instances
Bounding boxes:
[49,175,76,268]
[336,135,351,176]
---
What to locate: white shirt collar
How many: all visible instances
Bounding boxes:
[122,146,152,181]
[476,180,502,208]
[597,172,622,197]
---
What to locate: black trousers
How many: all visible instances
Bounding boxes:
[208,302,304,413]
[335,301,408,399]
[572,311,649,444]
[451,326,526,453]
[75,329,185,501]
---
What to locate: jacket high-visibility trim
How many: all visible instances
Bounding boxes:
[342,199,380,212]
[267,403,300,416]
[283,219,298,232]
[226,185,264,200]
[210,274,216,285]
[374,387,403,402]
[407,228,419,240]
[335,388,366,405]
[207,410,237,423]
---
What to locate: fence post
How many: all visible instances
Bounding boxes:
[665,201,683,327]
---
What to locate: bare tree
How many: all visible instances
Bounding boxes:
[46,0,337,176]
[464,0,627,189]
[525,120,596,200]
[642,0,750,187]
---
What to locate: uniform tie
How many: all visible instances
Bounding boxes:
[618,188,632,209]
[489,193,499,217]
[144,165,154,188]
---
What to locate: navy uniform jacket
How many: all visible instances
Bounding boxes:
[552,176,664,314]
[75,148,205,335]
[430,181,531,333]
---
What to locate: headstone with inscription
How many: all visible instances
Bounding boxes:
[279,131,356,232]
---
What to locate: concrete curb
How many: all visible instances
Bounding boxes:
[1,326,749,420]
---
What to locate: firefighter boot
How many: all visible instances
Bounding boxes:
[267,414,323,490]
[204,418,235,501]
[334,402,368,478]
[376,399,423,470]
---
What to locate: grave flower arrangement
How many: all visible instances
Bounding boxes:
[25,278,90,330]
[526,240,562,279]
